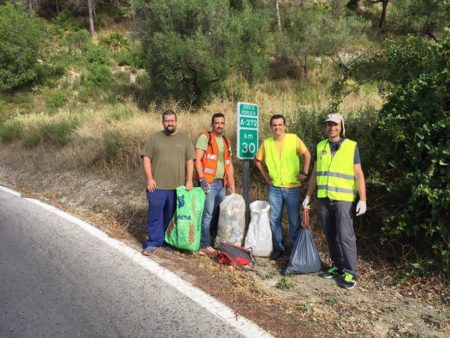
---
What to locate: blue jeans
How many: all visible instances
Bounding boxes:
[200,179,225,248]
[268,185,301,252]
[145,189,176,248]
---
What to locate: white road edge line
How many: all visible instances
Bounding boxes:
[0,186,21,197]
[0,185,273,338]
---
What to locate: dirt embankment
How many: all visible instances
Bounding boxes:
[0,147,449,337]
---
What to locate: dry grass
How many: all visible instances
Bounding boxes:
[0,63,383,190]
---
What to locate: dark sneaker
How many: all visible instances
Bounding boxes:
[321,266,344,279]
[270,250,283,260]
[162,244,174,253]
[342,272,357,290]
[142,246,157,256]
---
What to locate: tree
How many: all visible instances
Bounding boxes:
[0,2,48,91]
[368,0,389,32]
[347,0,360,11]
[279,0,370,76]
[275,0,281,31]
[87,0,95,37]
[388,0,450,41]
[136,0,270,105]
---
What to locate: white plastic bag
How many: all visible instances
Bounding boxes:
[244,200,272,257]
[215,194,246,247]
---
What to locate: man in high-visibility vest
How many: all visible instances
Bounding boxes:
[255,114,311,260]
[303,113,367,290]
[195,113,235,256]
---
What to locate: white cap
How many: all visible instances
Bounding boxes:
[325,113,345,136]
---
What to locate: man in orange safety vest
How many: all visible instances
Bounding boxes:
[195,113,235,256]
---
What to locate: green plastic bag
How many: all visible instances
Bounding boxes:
[165,186,205,251]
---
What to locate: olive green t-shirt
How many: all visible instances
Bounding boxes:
[195,133,227,179]
[141,131,195,190]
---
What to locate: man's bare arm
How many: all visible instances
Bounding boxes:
[142,156,156,192]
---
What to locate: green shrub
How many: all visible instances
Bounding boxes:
[276,276,293,291]
[40,120,77,147]
[103,131,123,160]
[362,36,450,276]
[84,43,110,65]
[51,10,83,33]
[115,48,144,68]
[0,3,48,91]
[0,120,23,143]
[62,29,91,52]
[77,86,98,102]
[81,64,113,88]
[98,32,131,52]
[45,91,70,111]
[7,91,34,107]
[107,105,134,122]
[21,129,42,148]
[39,61,67,83]
[0,99,5,117]
[95,12,115,29]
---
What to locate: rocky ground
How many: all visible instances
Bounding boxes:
[0,150,449,337]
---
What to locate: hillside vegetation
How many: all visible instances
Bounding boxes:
[0,0,449,279]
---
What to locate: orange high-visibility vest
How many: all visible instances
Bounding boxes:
[199,131,232,184]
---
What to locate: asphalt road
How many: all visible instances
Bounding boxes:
[0,188,259,338]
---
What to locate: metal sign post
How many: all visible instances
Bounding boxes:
[237,102,259,227]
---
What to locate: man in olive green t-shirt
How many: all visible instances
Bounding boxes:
[141,110,195,255]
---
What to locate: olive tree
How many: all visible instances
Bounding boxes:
[135,0,270,105]
[278,0,370,76]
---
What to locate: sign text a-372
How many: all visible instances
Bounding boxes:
[237,102,259,160]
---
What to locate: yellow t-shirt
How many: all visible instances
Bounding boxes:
[256,134,308,188]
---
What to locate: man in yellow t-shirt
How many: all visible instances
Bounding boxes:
[254,114,311,260]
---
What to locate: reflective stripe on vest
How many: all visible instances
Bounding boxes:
[199,131,232,184]
[264,134,300,187]
[316,139,357,202]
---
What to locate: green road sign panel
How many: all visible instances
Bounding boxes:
[237,102,259,159]
[238,129,258,158]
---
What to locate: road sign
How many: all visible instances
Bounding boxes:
[237,102,259,159]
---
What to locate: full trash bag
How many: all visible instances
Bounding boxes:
[244,201,272,257]
[285,227,321,274]
[215,194,246,247]
[165,186,205,251]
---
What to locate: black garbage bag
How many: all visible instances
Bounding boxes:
[285,227,321,274]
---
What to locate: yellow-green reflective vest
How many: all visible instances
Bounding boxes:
[264,134,300,187]
[316,139,357,202]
